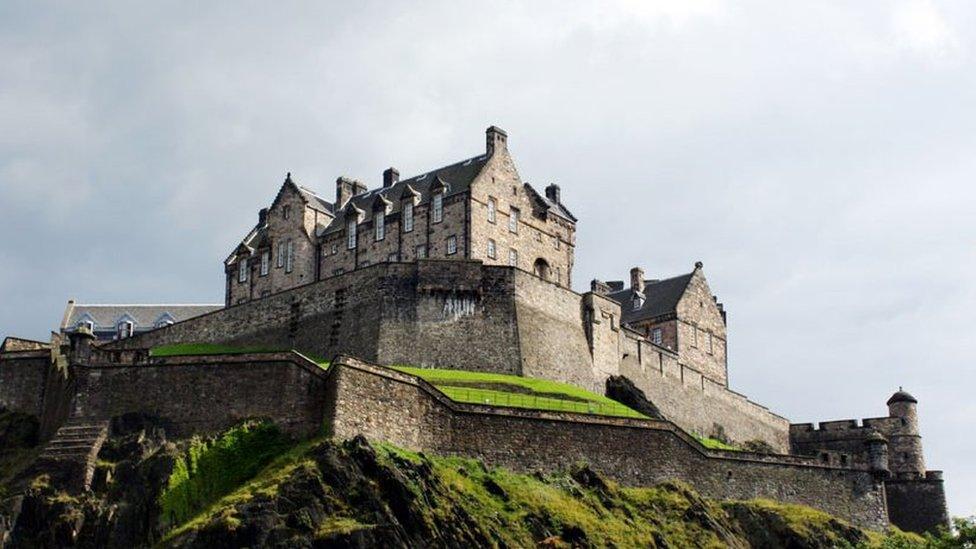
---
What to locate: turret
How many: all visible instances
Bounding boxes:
[886,388,926,477]
[67,323,96,364]
[865,430,890,478]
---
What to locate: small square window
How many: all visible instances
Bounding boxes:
[652,328,663,346]
[388,252,398,262]
[447,235,457,255]
[487,239,496,259]
[416,245,427,259]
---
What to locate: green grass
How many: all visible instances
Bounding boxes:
[693,434,740,451]
[149,342,329,368]
[391,366,646,419]
[158,420,295,529]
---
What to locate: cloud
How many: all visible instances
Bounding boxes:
[0,0,974,516]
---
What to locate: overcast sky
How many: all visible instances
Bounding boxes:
[1,1,974,516]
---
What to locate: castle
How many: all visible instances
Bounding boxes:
[1,126,948,534]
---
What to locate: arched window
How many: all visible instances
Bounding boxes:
[533,258,551,280]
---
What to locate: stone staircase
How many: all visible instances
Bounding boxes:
[37,418,110,491]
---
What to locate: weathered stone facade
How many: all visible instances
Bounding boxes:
[225,126,577,308]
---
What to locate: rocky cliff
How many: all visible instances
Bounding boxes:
[0,411,928,548]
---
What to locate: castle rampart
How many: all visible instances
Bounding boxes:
[105,260,792,451]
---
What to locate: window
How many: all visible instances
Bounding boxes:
[155,319,174,329]
[487,197,496,223]
[333,268,345,276]
[691,326,698,348]
[403,201,414,232]
[347,218,357,249]
[277,243,285,268]
[388,252,398,262]
[432,192,444,223]
[556,266,561,284]
[535,231,542,242]
[554,236,561,249]
[707,333,713,354]
[117,320,134,340]
[508,248,518,267]
[632,295,644,310]
[509,207,519,233]
[283,206,291,220]
[331,243,338,255]
[487,239,496,259]
[261,290,271,298]
[238,259,248,283]
[361,260,370,267]
[375,211,385,241]
[652,328,663,346]
[285,240,295,273]
[260,251,270,276]
[78,320,94,333]
[416,245,427,259]
[447,235,457,255]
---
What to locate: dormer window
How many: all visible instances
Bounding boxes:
[375,211,385,241]
[117,320,134,339]
[238,259,248,283]
[155,318,174,329]
[78,320,94,333]
[432,192,444,223]
[347,218,357,249]
[403,201,414,232]
[632,294,644,310]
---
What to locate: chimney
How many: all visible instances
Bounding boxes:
[258,207,269,225]
[545,183,561,203]
[630,267,645,293]
[486,125,508,156]
[383,167,400,188]
[336,177,355,209]
[353,180,368,196]
[590,279,611,295]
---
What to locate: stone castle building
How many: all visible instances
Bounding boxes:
[225,127,575,306]
[0,126,949,534]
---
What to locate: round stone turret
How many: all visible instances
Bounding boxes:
[865,430,889,478]
[886,387,925,477]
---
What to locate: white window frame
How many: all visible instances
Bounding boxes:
[388,252,398,262]
[416,244,427,259]
[285,239,295,273]
[117,320,134,339]
[652,328,663,345]
[331,243,338,255]
[432,192,444,223]
[277,243,285,268]
[508,248,518,267]
[633,296,643,310]
[375,211,385,241]
[446,235,457,255]
[487,197,496,223]
[79,320,94,333]
[260,251,270,276]
[347,218,357,249]
[509,207,519,233]
[403,201,414,232]
[487,239,496,259]
[238,259,248,283]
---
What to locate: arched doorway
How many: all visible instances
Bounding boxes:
[533,258,551,280]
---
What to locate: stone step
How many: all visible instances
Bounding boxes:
[49,433,103,443]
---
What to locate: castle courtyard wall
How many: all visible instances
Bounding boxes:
[0,351,49,417]
[71,353,329,436]
[328,359,888,530]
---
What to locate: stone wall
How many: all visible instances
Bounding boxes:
[327,358,889,530]
[71,352,329,437]
[885,475,950,534]
[0,350,49,417]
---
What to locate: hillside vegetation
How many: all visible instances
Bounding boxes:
[1,414,942,548]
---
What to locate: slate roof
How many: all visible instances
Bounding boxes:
[887,389,918,405]
[62,303,223,331]
[297,186,334,214]
[606,272,695,324]
[321,154,489,235]
[526,184,577,222]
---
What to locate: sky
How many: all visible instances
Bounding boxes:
[1,1,974,517]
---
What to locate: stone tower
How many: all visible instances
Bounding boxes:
[886,389,926,477]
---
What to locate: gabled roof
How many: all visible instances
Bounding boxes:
[525,184,577,222]
[61,303,223,330]
[322,154,489,235]
[606,272,695,324]
[297,185,334,214]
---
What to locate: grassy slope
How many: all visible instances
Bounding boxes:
[392,366,646,419]
[164,434,925,548]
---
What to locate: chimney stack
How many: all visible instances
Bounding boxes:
[545,184,561,203]
[336,177,355,209]
[630,267,645,294]
[486,125,508,156]
[258,207,269,226]
[383,167,399,188]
